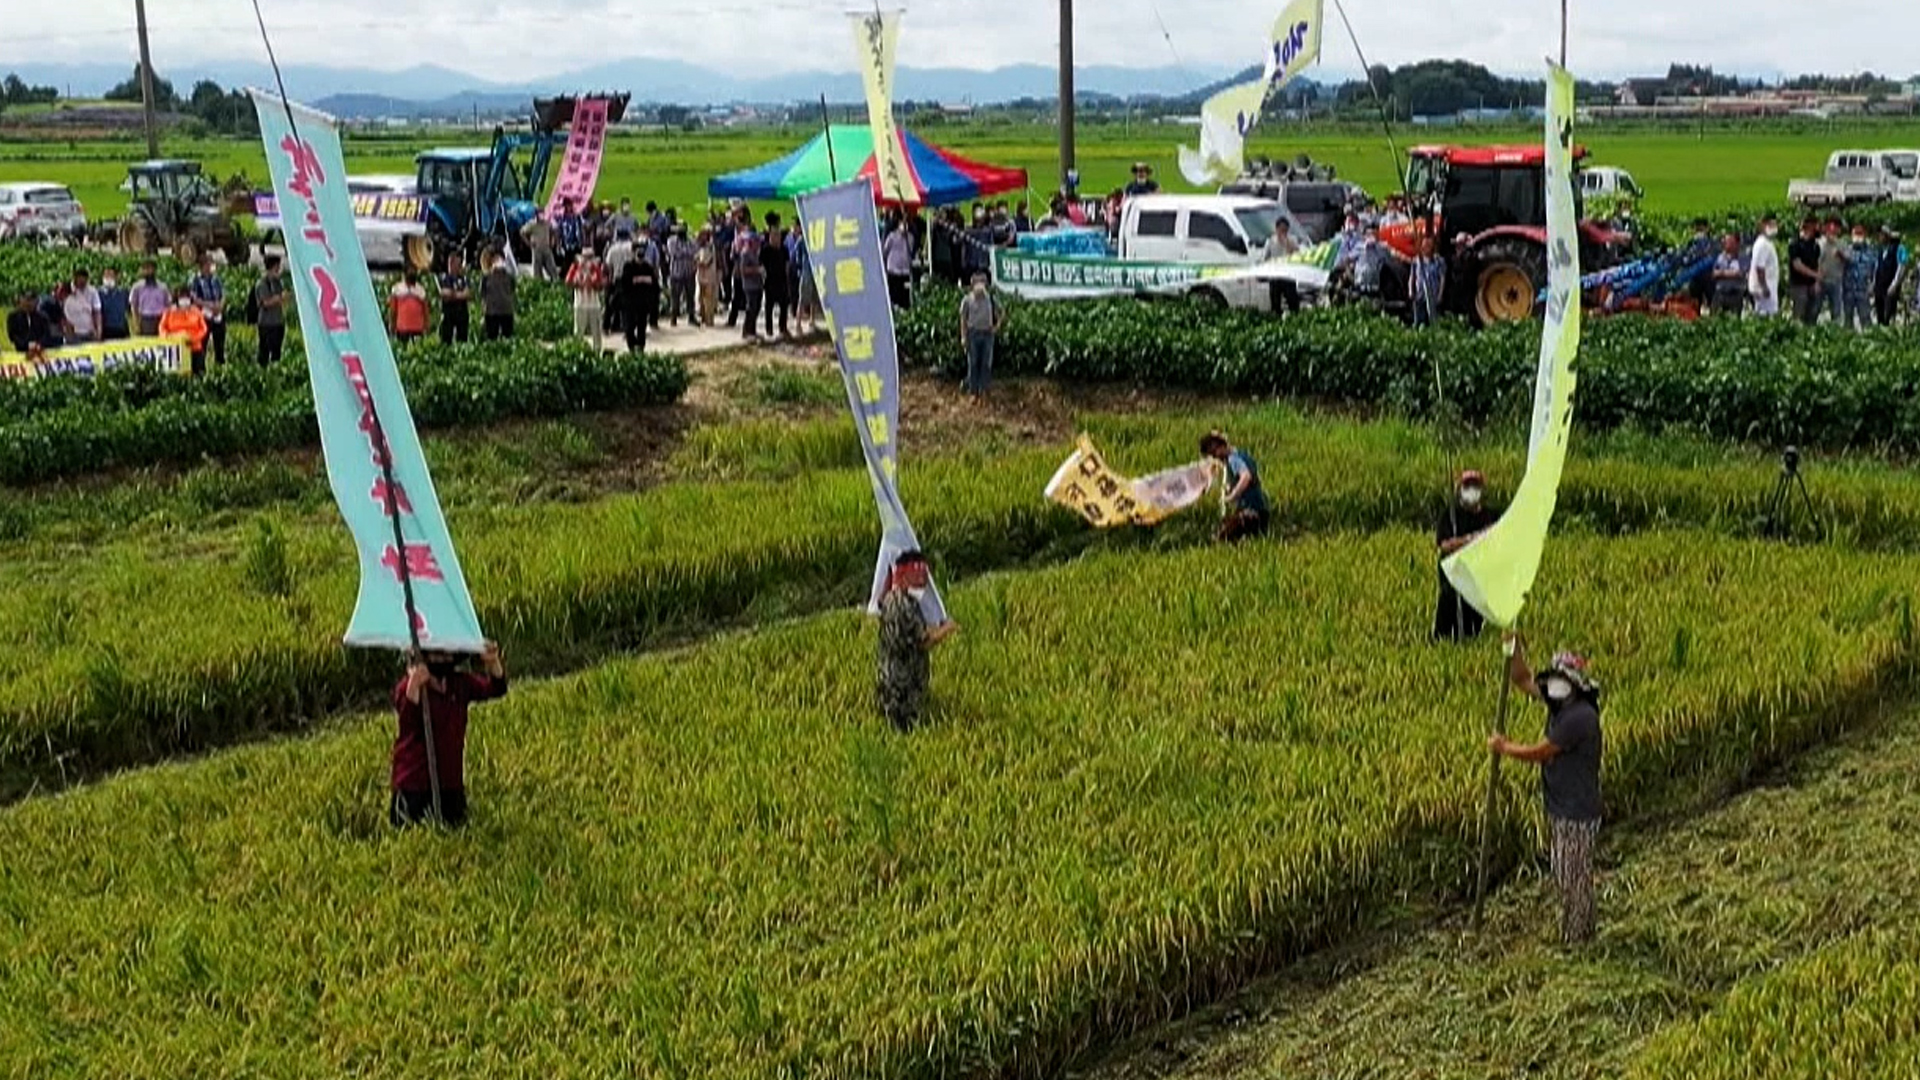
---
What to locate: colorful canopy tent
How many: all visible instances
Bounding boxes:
[708,125,1028,207]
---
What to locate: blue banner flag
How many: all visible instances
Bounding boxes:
[796,180,950,626]
[251,91,486,652]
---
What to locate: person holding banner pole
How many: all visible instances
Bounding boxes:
[391,641,508,829]
[1488,634,1605,945]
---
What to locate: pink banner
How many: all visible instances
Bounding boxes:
[544,98,611,219]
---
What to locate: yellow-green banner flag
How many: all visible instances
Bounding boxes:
[851,10,914,205]
[1178,0,1324,186]
[1441,63,1581,629]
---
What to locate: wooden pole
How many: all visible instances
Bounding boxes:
[134,0,161,157]
[820,94,838,183]
[1058,0,1076,196]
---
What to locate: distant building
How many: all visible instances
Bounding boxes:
[1616,79,1668,107]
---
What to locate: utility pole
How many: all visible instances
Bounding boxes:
[134,0,160,157]
[1058,0,1075,196]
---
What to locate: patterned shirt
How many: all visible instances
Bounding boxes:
[666,236,697,279]
[1845,240,1878,296]
[876,589,929,731]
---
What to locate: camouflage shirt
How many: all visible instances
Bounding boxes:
[877,589,930,731]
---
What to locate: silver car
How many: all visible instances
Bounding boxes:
[0,182,88,243]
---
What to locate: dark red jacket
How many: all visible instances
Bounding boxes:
[390,671,508,793]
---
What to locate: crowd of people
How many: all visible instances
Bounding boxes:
[508,195,826,351]
[3,254,293,374]
[1712,212,1908,327]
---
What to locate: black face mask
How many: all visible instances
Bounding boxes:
[427,660,460,680]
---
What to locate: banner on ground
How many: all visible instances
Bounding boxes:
[544,97,612,219]
[0,336,189,380]
[252,89,486,653]
[1178,0,1325,186]
[254,191,428,225]
[1044,435,1215,528]
[851,10,915,205]
[798,179,951,626]
[1442,63,1582,629]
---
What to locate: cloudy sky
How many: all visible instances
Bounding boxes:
[21,0,1917,81]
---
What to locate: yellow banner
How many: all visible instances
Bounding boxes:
[1178,0,1325,186]
[852,10,914,204]
[1441,64,1582,628]
[1045,435,1215,528]
[0,336,191,380]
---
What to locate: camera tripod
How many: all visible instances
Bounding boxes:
[1762,447,1822,541]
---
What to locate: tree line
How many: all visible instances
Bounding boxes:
[0,66,257,136]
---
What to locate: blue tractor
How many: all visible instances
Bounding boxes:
[404,93,629,271]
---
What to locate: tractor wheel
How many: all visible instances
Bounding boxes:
[174,237,199,269]
[1470,238,1548,326]
[118,218,153,255]
[403,234,435,274]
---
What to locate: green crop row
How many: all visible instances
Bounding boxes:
[10,405,1920,799]
[0,338,688,486]
[0,530,1912,1079]
[1628,931,1920,1079]
[898,288,1920,456]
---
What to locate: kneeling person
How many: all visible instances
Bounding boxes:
[391,641,508,828]
[1202,430,1269,542]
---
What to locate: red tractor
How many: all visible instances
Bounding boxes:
[1387,144,1624,325]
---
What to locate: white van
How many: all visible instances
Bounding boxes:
[1118,195,1303,265]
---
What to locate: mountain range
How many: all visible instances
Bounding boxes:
[6,59,1256,115]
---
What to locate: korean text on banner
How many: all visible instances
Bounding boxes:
[0,336,188,380]
[797,180,950,626]
[1044,435,1214,528]
[851,10,914,204]
[1178,0,1324,186]
[1441,63,1581,629]
[544,97,611,220]
[251,90,486,653]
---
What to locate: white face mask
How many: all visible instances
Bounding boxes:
[175,298,191,309]
[1461,488,1483,508]
[906,587,927,601]
[1543,677,1574,703]
[1764,227,1779,238]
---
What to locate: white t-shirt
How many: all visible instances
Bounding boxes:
[62,286,102,337]
[1748,235,1780,312]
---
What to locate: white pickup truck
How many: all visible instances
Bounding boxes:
[992,194,1328,313]
[1788,150,1917,207]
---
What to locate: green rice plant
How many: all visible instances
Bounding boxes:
[0,531,1911,1079]
[11,406,1920,798]
[1627,933,1920,1079]
[239,517,292,599]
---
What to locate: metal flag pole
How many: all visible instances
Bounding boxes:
[1472,638,1516,927]
[1475,0,1569,927]
[1328,0,1407,202]
[251,0,443,825]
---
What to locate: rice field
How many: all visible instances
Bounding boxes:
[10,404,1920,802]
[8,119,1920,224]
[0,528,1912,1079]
